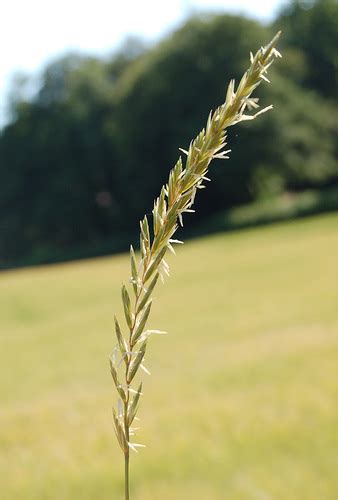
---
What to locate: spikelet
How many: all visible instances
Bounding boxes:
[110,32,282,465]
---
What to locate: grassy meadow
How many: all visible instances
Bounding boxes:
[1,213,338,499]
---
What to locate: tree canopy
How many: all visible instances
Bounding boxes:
[0,0,337,268]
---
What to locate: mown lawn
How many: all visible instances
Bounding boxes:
[1,213,338,499]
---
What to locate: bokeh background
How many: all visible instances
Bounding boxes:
[1,0,337,498]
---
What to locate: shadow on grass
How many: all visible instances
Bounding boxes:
[3,186,338,270]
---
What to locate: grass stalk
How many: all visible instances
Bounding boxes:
[124,453,129,500]
[110,31,282,498]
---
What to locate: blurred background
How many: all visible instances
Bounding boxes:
[1,0,338,498]
[0,0,337,268]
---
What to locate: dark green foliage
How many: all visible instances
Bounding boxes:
[274,0,338,100]
[0,56,124,267]
[0,3,337,268]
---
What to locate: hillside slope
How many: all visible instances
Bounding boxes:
[1,213,338,499]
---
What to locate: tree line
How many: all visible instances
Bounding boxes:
[0,0,337,268]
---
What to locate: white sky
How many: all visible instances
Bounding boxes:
[1,0,286,124]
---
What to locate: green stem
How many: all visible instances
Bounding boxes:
[124,452,130,500]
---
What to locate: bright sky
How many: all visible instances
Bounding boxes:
[1,0,286,124]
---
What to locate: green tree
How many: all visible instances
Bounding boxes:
[111,14,337,219]
[0,55,122,267]
[0,12,337,268]
[275,0,338,100]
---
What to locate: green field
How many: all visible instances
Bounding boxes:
[1,213,338,499]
